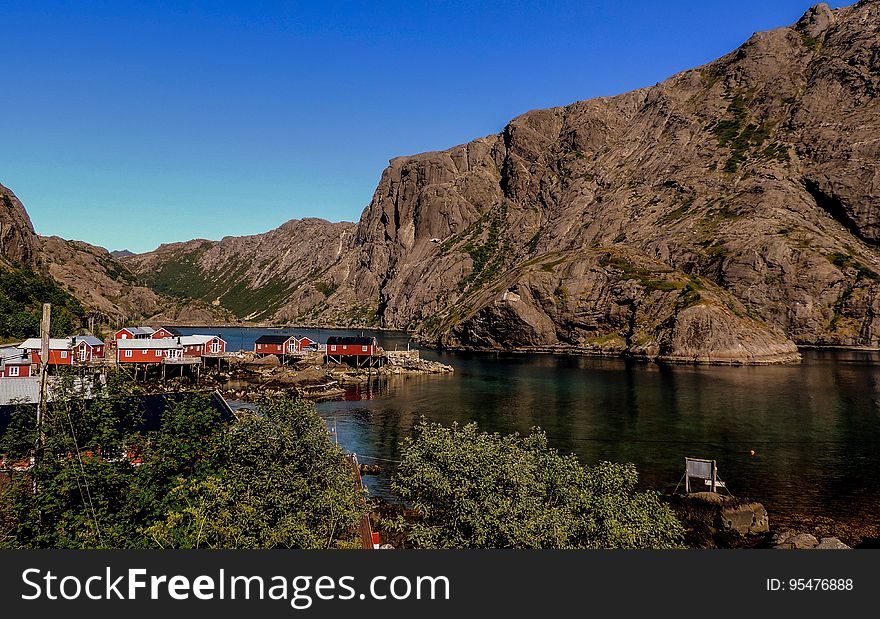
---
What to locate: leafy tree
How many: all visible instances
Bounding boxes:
[0,375,365,548]
[144,395,365,549]
[0,263,85,341]
[389,420,684,549]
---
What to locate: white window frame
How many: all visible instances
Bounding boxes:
[330,345,336,352]
[156,349,163,357]
[60,350,68,359]
[362,345,368,352]
[9,366,20,377]
[125,350,133,358]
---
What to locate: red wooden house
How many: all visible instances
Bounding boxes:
[326,336,378,356]
[116,339,183,364]
[151,326,182,339]
[254,334,316,356]
[180,335,227,357]
[19,338,74,365]
[114,326,155,341]
[296,336,317,351]
[72,336,106,361]
[19,336,105,365]
[254,335,294,356]
[0,346,32,378]
[326,336,381,367]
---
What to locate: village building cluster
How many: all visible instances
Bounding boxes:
[1,327,383,382]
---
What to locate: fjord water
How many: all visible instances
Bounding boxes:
[186,327,880,527]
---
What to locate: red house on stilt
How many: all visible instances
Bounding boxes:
[325,336,382,368]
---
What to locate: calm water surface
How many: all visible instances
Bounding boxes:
[182,327,880,525]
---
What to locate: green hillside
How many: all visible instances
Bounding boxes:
[0,262,84,342]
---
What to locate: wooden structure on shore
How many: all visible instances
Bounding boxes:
[346,453,376,550]
[326,336,383,368]
[680,457,729,494]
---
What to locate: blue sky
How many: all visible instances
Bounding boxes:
[0,0,847,252]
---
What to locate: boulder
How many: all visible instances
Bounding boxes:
[774,532,819,549]
[665,492,770,547]
[815,537,850,550]
[720,500,769,535]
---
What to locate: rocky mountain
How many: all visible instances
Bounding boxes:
[0,183,39,267]
[125,219,356,322]
[1,183,229,328]
[125,1,880,362]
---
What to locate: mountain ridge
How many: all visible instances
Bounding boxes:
[14,1,880,362]
[1,183,232,331]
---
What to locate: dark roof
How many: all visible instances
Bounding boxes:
[326,336,376,346]
[255,335,293,345]
[72,335,104,347]
[161,326,183,336]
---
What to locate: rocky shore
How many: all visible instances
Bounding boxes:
[207,350,453,402]
[665,492,868,549]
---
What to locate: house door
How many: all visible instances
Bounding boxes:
[79,345,89,362]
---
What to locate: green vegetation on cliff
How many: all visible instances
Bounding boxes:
[0,263,84,341]
[142,243,311,320]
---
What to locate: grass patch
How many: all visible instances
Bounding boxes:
[553,284,569,304]
[657,197,695,225]
[828,252,880,281]
[526,230,541,254]
[314,280,338,298]
[456,205,511,294]
[599,253,685,293]
[708,93,774,173]
[339,303,380,326]
[700,69,721,89]
[540,257,567,272]
[800,32,822,51]
[1,263,85,340]
[585,332,624,345]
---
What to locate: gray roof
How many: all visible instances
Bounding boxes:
[19,338,74,350]
[0,346,31,364]
[0,375,106,406]
[72,335,104,347]
[117,338,183,349]
[0,377,39,405]
[119,326,154,337]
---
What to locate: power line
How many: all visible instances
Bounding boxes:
[354,454,402,464]
[61,400,103,545]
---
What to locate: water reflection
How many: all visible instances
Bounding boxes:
[181,327,880,525]
[320,345,880,526]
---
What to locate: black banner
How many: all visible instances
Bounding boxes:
[0,550,875,617]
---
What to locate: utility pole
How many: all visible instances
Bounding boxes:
[36,303,51,446]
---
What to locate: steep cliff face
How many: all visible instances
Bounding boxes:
[125,218,356,321]
[0,183,39,267]
[298,0,880,361]
[126,1,880,363]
